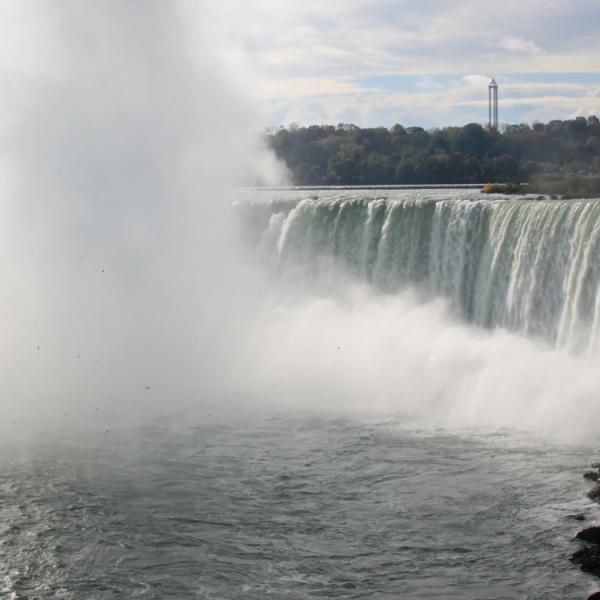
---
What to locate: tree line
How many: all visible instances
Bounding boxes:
[267,117,600,185]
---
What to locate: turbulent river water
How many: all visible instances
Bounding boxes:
[2,189,600,599]
[1,408,598,600]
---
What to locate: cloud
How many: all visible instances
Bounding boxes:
[258,75,600,129]
[500,36,541,53]
[194,0,600,125]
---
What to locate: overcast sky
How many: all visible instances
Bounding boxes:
[198,0,600,128]
[2,1,600,130]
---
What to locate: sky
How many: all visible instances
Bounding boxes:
[1,1,600,131]
[196,0,600,129]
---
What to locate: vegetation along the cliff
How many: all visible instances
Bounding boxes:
[268,117,600,188]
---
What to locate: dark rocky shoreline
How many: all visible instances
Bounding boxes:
[571,463,600,598]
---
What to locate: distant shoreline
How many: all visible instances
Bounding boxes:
[267,119,600,189]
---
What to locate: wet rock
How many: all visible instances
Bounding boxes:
[588,593,600,600]
[585,471,600,482]
[576,527,600,544]
[587,484,600,502]
[571,545,600,576]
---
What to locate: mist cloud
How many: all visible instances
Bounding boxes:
[0,0,285,428]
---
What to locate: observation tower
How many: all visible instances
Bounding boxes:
[488,78,498,130]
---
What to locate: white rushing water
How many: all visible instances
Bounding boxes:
[233,189,600,443]
[238,191,600,356]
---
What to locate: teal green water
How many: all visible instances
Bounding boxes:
[237,190,600,355]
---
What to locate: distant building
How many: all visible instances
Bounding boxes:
[489,78,498,130]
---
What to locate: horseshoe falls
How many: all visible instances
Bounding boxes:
[6,0,600,597]
[238,190,600,356]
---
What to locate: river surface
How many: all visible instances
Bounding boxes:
[0,405,598,599]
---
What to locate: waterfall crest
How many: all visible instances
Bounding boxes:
[237,193,600,354]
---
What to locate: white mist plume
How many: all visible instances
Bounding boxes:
[0,0,285,426]
[241,285,600,442]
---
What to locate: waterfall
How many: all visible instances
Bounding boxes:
[237,194,600,354]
